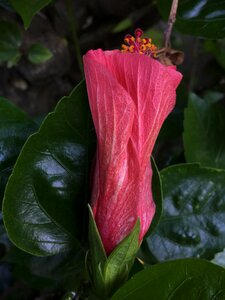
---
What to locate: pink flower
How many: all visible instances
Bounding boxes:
[83,34,182,254]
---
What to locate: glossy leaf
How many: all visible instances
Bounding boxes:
[3,81,95,256]
[111,259,225,300]
[0,20,22,64]
[28,43,53,64]
[144,163,225,261]
[9,0,52,29]
[183,93,225,169]
[0,97,38,204]
[156,0,225,39]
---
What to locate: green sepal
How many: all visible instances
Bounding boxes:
[88,204,107,265]
[88,206,140,298]
[102,219,140,296]
[88,204,107,295]
[146,156,163,236]
[88,205,108,297]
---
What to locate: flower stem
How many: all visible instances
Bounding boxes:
[164,0,179,50]
[65,0,84,75]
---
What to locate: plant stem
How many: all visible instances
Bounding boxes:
[164,0,179,50]
[65,0,84,75]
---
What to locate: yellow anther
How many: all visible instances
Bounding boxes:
[121,29,157,57]
[122,44,128,50]
[129,45,134,52]
[140,45,146,51]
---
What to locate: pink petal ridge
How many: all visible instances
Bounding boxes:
[84,49,182,254]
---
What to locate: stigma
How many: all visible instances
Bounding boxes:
[121,28,157,57]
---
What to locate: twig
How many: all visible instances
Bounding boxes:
[164,0,179,50]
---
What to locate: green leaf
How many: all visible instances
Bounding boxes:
[28,43,53,64]
[212,248,225,269]
[146,157,163,236]
[144,163,225,262]
[112,18,132,33]
[203,90,224,104]
[3,81,95,256]
[144,28,164,47]
[156,0,225,39]
[0,20,22,64]
[9,0,52,29]
[111,259,225,300]
[205,39,225,70]
[0,97,38,205]
[183,93,225,169]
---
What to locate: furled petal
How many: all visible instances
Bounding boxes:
[84,49,182,254]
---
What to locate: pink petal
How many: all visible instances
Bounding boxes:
[84,49,182,254]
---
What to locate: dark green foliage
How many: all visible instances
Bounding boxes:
[0,20,22,66]
[156,0,225,38]
[9,0,53,28]
[183,93,225,169]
